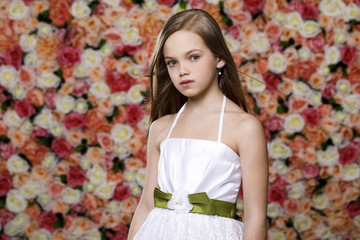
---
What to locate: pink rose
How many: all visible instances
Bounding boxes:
[97,132,114,152]
[58,47,82,66]
[51,137,74,158]
[226,25,242,40]
[263,126,271,142]
[0,54,6,66]
[243,0,265,15]
[0,234,11,240]
[268,185,287,205]
[31,126,49,141]
[0,143,16,160]
[263,73,280,92]
[72,80,90,97]
[283,198,299,216]
[44,88,57,109]
[341,45,357,66]
[300,2,319,19]
[264,21,281,43]
[113,185,131,201]
[19,66,36,89]
[189,0,207,9]
[339,145,359,165]
[71,203,86,213]
[321,84,336,99]
[301,164,319,179]
[346,201,360,217]
[38,211,57,232]
[64,113,87,129]
[0,87,10,103]
[126,104,144,126]
[157,0,176,6]
[14,99,36,118]
[23,0,35,4]
[0,211,14,229]
[5,45,22,70]
[302,108,320,127]
[264,117,284,132]
[0,176,12,196]
[309,36,325,52]
[67,167,87,187]
[111,223,129,240]
[106,71,135,93]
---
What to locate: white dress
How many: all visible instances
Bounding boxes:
[134,96,244,240]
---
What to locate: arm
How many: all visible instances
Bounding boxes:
[127,121,161,240]
[238,116,269,240]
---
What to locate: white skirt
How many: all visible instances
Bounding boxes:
[134,208,244,240]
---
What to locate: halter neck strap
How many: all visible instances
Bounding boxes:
[166,102,187,139]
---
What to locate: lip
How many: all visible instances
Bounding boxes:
[180,80,194,87]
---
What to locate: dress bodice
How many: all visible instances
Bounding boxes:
[157,96,242,203]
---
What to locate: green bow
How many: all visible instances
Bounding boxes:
[154,188,239,219]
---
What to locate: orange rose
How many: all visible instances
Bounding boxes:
[107,170,124,184]
[19,139,49,166]
[284,198,300,216]
[90,209,104,225]
[90,66,105,83]
[36,35,59,61]
[12,173,30,188]
[289,97,308,113]
[308,73,325,89]
[8,129,29,148]
[320,117,340,133]
[49,0,71,26]
[83,193,98,211]
[31,165,50,182]
[86,147,105,164]
[0,19,19,53]
[0,120,8,135]
[47,180,66,198]
[340,126,353,140]
[64,152,82,167]
[97,132,114,152]
[105,213,120,228]
[25,222,37,238]
[86,108,112,133]
[113,106,127,124]
[19,66,36,89]
[25,203,41,219]
[26,88,45,106]
[52,200,69,214]
[53,161,70,176]
[53,229,66,240]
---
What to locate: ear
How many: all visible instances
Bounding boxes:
[216,58,225,69]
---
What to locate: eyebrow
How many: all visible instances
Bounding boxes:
[164,49,203,59]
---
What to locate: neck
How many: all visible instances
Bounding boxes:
[186,89,224,112]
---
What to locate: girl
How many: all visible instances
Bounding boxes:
[128,9,268,240]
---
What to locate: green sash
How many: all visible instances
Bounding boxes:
[153,188,240,220]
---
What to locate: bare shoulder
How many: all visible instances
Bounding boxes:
[148,114,176,146]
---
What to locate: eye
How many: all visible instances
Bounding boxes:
[190,55,200,61]
[166,60,177,67]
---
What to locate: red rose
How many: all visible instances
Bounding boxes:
[106,71,135,92]
[268,185,287,205]
[111,223,129,240]
[20,140,50,165]
[49,0,72,26]
[243,0,265,15]
[157,0,176,6]
[38,211,57,232]
[0,210,14,228]
[23,0,35,4]
[321,84,336,99]
[64,113,87,129]
[14,99,36,118]
[346,201,360,217]
[0,87,10,103]
[0,176,12,196]
[0,54,6,66]
[72,80,90,97]
[339,145,359,165]
[5,45,22,70]
[44,88,57,109]
[264,117,284,132]
[302,108,320,128]
[263,73,280,92]
[300,2,318,19]
[301,164,319,179]
[67,167,87,187]
[189,0,207,9]
[309,36,325,52]
[0,143,16,160]
[31,126,49,141]
[113,185,131,201]
[58,47,82,66]
[126,104,144,126]
[51,137,74,158]
[124,45,140,55]
[341,45,357,66]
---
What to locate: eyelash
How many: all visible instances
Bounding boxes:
[166,55,200,67]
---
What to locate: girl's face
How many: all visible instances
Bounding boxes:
[163,30,225,98]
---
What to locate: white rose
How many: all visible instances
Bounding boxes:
[6,190,27,213]
[268,141,292,159]
[89,82,110,99]
[342,164,360,181]
[106,201,122,213]
[250,33,270,53]
[74,62,91,78]
[49,122,65,137]
[124,171,135,182]
[308,91,322,107]
[113,16,131,31]
[284,114,305,133]
[317,146,339,167]
[225,34,240,52]
[246,73,266,93]
[37,23,53,38]
[37,193,53,211]
[20,119,34,134]
[37,72,61,89]
[135,168,146,187]
[24,52,40,67]
[62,187,82,204]
[167,189,193,213]
[122,27,142,45]
[130,182,142,195]
[81,49,102,68]
[71,0,91,19]
[0,65,18,89]
[318,63,330,76]
[99,44,115,57]
[342,94,360,114]
[268,52,287,74]
[84,181,97,192]
[316,225,332,239]
[83,229,102,240]
[330,133,342,145]
[30,229,52,240]
[20,181,42,199]
[333,111,347,123]
[336,79,351,94]
[56,95,75,114]
[11,85,26,100]
[324,46,340,65]
[354,215,360,227]
[4,213,29,236]
[74,98,89,113]
[42,152,58,169]
[8,0,29,20]
[267,202,283,218]
[111,92,127,106]
[298,47,312,61]
[19,34,38,52]
[7,154,30,174]
[312,194,329,210]
[87,164,107,184]
[79,157,92,171]
[114,144,130,159]
[111,124,133,144]
[93,182,116,199]
[293,214,312,232]
[319,0,345,17]
[285,12,303,30]
[292,81,310,97]
[138,115,150,130]
[103,0,120,7]
[287,181,305,199]
[143,0,158,11]
[128,64,143,79]
[299,20,321,38]
[272,160,288,175]
[334,30,348,45]
[345,3,360,21]
[3,110,23,128]
[206,0,220,4]
[268,228,286,240]
[127,85,145,104]
[4,221,22,236]
[274,12,287,25]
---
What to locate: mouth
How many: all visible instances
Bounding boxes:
[180,80,194,87]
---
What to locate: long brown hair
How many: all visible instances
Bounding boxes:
[149,9,248,123]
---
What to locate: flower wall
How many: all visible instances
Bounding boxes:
[0,0,359,239]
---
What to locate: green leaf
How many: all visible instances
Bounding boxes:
[276,105,288,114]
[60,174,67,184]
[0,196,6,209]
[112,164,119,173]
[88,0,100,12]
[179,1,187,9]
[0,135,10,143]
[37,10,51,24]
[75,186,84,191]
[1,101,11,111]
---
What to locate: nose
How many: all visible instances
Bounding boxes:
[179,63,189,77]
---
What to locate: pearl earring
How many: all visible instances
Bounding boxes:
[218,69,222,76]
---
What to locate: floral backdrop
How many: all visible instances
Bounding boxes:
[0,0,360,239]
